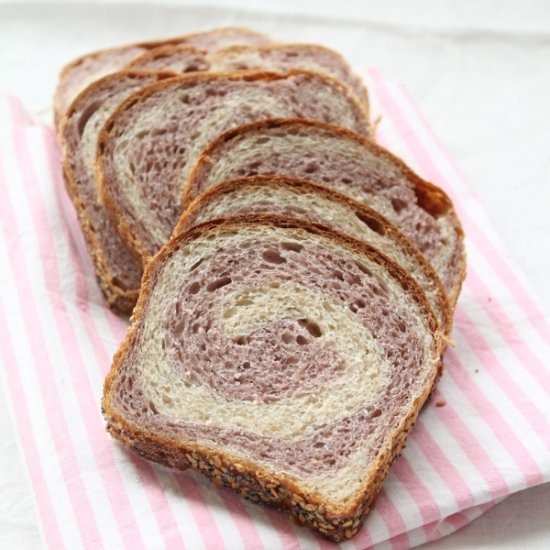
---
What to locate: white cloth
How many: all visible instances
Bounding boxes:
[1,1,549,548]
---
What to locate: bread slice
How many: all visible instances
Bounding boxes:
[96,70,370,265]
[174,176,451,334]
[102,215,441,541]
[125,45,210,73]
[60,71,176,313]
[53,27,272,127]
[210,44,369,108]
[185,119,466,307]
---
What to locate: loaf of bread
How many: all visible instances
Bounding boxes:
[185,119,465,307]
[61,71,174,313]
[53,27,272,127]
[210,44,369,107]
[102,216,442,542]
[175,176,451,333]
[96,71,370,265]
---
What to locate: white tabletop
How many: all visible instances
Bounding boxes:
[1,1,549,548]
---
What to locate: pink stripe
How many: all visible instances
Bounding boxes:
[431,396,510,499]
[374,491,410,548]
[397,84,550,346]
[464,268,550,395]
[212,488,267,549]
[9,124,149,549]
[366,68,550,349]
[391,458,441,525]
[261,508,306,550]
[173,473,226,549]
[455,305,550,451]
[350,520,374,549]
[443,511,469,531]
[7,94,31,127]
[413,421,475,510]
[39,129,187,548]
[0,154,102,548]
[445,350,543,486]
[41,125,129,348]
[0,296,65,550]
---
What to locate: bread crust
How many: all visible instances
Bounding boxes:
[96,70,371,267]
[184,118,466,308]
[210,43,370,109]
[174,175,452,335]
[53,27,273,128]
[59,71,173,314]
[102,215,442,541]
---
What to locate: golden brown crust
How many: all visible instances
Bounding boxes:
[59,71,173,314]
[174,175,452,335]
[184,118,466,308]
[102,215,442,541]
[210,43,370,109]
[96,70,371,268]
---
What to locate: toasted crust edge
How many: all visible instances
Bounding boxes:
[59,71,174,314]
[174,175,452,335]
[53,27,274,128]
[96,70,371,267]
[211,43,370,109]
[184,118,466,308]
[102,214,442,541]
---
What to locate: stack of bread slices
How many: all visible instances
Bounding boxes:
[56,27,466,542]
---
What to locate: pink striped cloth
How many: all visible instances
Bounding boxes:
[0,68,549,550]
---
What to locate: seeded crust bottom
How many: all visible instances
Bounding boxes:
[104,358,441,542]
[107,381,435,542]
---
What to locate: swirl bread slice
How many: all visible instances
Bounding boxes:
[185,119,466,307]
[175,176,451,334]
[102,216,442,542]
[61,71,175,313]
[96,70,370,265]
[126,43,369,109]
[53,27,272,127]
[210,44,369,108]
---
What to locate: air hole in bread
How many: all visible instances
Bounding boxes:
[254,137,270,145]
[233,336,248,346]
[391,197,407,214]
[304,162,319,174]
[349,299,367,313]
[262,250,286,264]
[281,242,303,253]
[355,211,386,236]
[281,332,293,344]
[296,335,309,346]
[189,258,203,271]
[188,282,201,294]
[354,261,373,277]
[298,319,322,338]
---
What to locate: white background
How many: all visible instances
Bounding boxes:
[1,1,549,548]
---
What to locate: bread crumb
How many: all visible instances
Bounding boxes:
[435,400,446,407]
